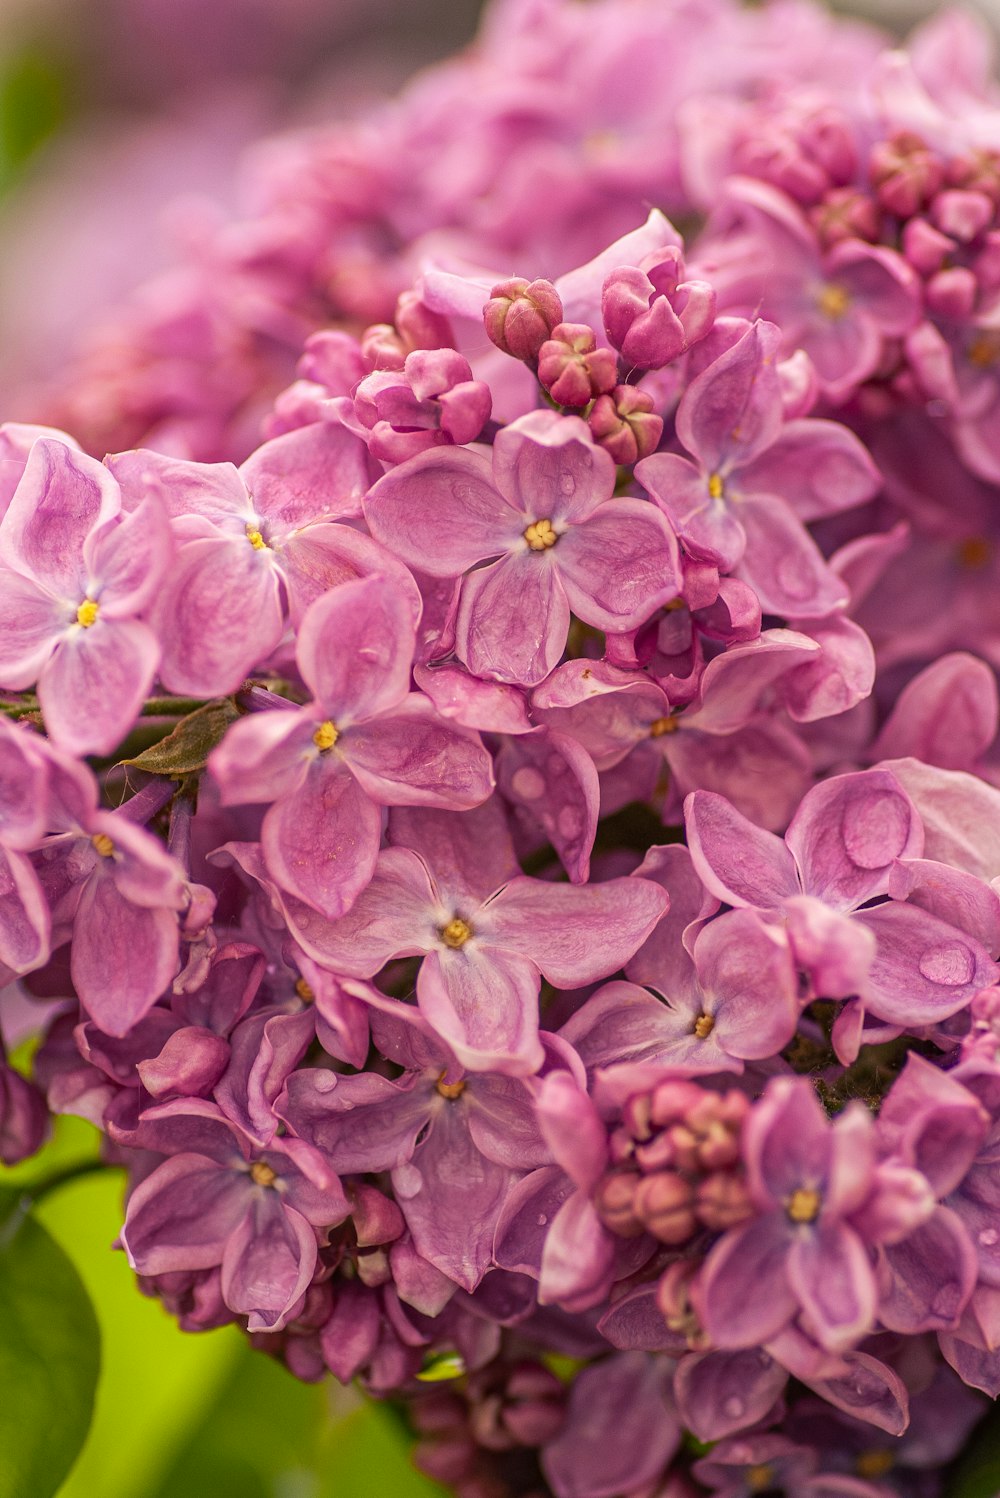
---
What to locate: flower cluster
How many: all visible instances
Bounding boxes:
[5,1,1000,1495]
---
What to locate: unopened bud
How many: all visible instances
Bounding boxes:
[633,1171,698,1244]
[870,132,944,218]
[484,278,563,361]
[594,1170,644,1237]
[589,384,663,464]
[537,322,618,407]
[695,1168,753,1231]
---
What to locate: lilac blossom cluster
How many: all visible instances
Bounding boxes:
[6,1,1000,1495]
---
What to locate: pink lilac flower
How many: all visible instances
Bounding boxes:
[364,408,681,687]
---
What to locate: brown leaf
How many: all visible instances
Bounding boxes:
[121,699,240,775]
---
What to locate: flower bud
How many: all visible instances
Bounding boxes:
[594,1169,644,1237]
[602,254,715,369]
[537,322,618,406]
[695,1168,753,1231]
[932,188,994,243]
[361,291,453,371]
[633,1170,698,1244]
[0,1060,47,1165]
[809,187,881,249]
[870,132,944,218]
[925,266,978,320]
[484,278,563,360]
[588,384,663,464]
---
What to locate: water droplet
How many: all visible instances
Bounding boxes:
[511,766,546,801]
[559,470,576,497]
[919,942,976,986]
[547,754,568,777]
[536,1213,548,1227]
[394,1162,423,1200]
[931,1284,960,1319]
[557,805,582,839]
[979,1228,999,1247]
[315,1072,337,1093]
[722,1396,744,1419]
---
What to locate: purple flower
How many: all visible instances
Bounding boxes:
[364,409,681,686]
[0,438,170,754]
[210,574,495,923]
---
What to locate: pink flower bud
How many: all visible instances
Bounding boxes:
[870,132,944,218]
[695,1169,754,1231]
[809,187,881,249]
[537,322,618,406]
[354,348,491,462]
[925,266,978,320]
[948,148,1000,203]
[931,188,994,243]
[588,384,663,464]
[633,1170,697,1244]
[484,277,563,361]
[902,216,954,276]
[602,254,715,369]
[594,1170,644,1237]
[360,291,453,371]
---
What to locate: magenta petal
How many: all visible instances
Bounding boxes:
[694,908,799,1060]
[786,769,922,910]
[880,1206,978,1334]
[0,569,65,688]
[485,874,667,987]
[626,843,718,993]
[0,847,50,973]
[456,553,570,687]
[736,418,879,522]
[276,848,435,976]
[71,870,179,1036]
[394,1102,514,1292]
[541,1353,679,1498]
[122,1155,249,1275]
[555,500,681,630]
[278,521,421,627]
[220,1193,317,1331]
[262,760,381,922]
[494,1166,573,1278]
[685,789,799,909]
[280,1070,431,1173]
[674,1349,787,1443]
[787,1221,876,1351]
[295,574,414,724]
[668,719,813,832]
[856,901,998,1025]
[239,419,376,528]
[154,535,283,696]
[636,452,746,571]
[209,708,313,808]
[364,446,522,575]
[38,618,159,756]
[390,801,520,903]
[700,1215,797,1347]
[535,1072,608,1192]
[872,653,999,770]
[345,696,494,810]
[676,320,784,471]
[491,410,616,524]
[737,494,849,618]
[496,727,598,884]
[538,1191,617,1313]
[417,948,544,1076]
[1,438,119,595]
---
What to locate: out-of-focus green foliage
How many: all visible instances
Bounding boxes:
[0,48,66,195]
[0,1115,444,1498]
[0,1184,99,1498]
[949,1404,1000,1498]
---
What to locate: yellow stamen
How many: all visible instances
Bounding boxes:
[313,720,339,751]
[440,917,473,949]
[957,536,992,569]
[295,977,315,1003]
[91,833,115,858]
[250,1161,277,1188]
[746,1466,775,1494]
[707,473,724,501]
[787,1187,822,1224]
[968,333,1000,369]
[76,598,99,628]
[817,283,851,320]
[524,518,558,551]
[436,1073,467,1101]
[246,527,268,550]
[693,1013,715,1040]
[649,715,680,737]
[856,1451,894,1479]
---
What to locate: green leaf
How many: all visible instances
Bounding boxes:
[949,1401,1000,1498]
[122,699,240,775]
[0,1188,100,1498]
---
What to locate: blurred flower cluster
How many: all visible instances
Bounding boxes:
[6,1,1000,1495]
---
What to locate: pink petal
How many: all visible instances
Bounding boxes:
[455,552,570,687]
[700,1215,797,1347]
[262,759,382,922]
[737,494,849,618]
[0,569,64,688]
[344,695,495,809]
[736,418,879,522]
[685,789,799,909]
[417,947,545,1076]
[71,870,179,1036]
[239,419,376,528]
[555,499,681,630]
[38,618,160,756]
[84,496,171,616]
[496,727,599,884]
[0,438,118,595]
[694,908,800,1059]
[277,521,421,627]
[635,451,746,571]
[676,320,784,472]
[364,446,522,576]
[220,1193,317,1331]
[787,1221,877,1351]
[491,410,616,524]
[295,573,414,724]
[786,769,923,910]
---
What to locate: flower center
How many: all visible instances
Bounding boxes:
[787,1187,822,1223]
[440,916,473,949]
[250,1161,277,1188]
[957,536,993,569]
[246,526,268,550]
[817,283,851,320]
[968,333,1000,369]
[745,1467,775,1494]
[707,473,724,501]
[313,720,339,751]
[649,715,680,737]
[76,598,100,628]
[435,1073,467,1100]
[693,1013,715,1039]
[524,518,558,550]
[295,977,315,1002]
[91,833,115,858]
[856,1450,894,1479]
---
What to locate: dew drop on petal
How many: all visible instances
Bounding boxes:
[394,1162,423,1200]
[979,1228,998,1247]
[536,1213,548,1227]
[559,470,576,497]
[557,805,582,839]
[723,1396,744,1419]
[918,942,976,986]
[511,766,547,801]
[314,1072,337,1094]
[547,754,568,777]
